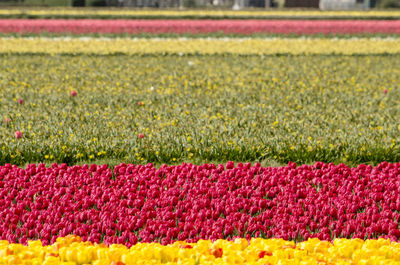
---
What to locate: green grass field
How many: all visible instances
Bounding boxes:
[0,54,399,167]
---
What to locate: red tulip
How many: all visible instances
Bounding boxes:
[0,161,400,246]
[210,248,223,258]
[259,250,273,258]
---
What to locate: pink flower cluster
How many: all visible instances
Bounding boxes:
[1,162,400,246]
[0,19,399,35]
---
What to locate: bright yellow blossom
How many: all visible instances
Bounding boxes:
[2,236,400,265]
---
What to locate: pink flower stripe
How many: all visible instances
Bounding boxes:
[1,162,400,246]
[0,19,400,35]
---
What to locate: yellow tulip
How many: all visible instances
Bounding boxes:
[2,236,400,264]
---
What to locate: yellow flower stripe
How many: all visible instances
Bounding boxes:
[1,235,400,265]
[0,9,400,19]
[1,37,400,55]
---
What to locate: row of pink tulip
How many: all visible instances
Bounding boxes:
[1,162,400,246]
[0,19,399,35]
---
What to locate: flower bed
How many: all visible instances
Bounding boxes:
[1,19,400,35]
[1,37,400,55]
[1,235,400,264]
[1,162,400,247]
[1,54,399,166]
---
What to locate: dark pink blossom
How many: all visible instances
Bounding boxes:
[0,162,399,246]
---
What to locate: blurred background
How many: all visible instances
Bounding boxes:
[1,0,400,10]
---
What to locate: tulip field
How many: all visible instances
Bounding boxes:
[1,54,400,165]
[2,19,400,36]
[1,7,400,265]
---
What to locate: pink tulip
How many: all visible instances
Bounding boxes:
[18,99,23,105]
[14,131,22,139]
[0,19,400,35]
[138,134,144,139]
[70,90,77,97]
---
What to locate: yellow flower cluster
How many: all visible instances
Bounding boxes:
[1,37,400,55]
[2,236,400,265]
[0,8,400,19]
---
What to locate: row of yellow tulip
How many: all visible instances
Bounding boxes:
[1,235,400,265]
[1,37,400,55]
[1,8,400,19]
